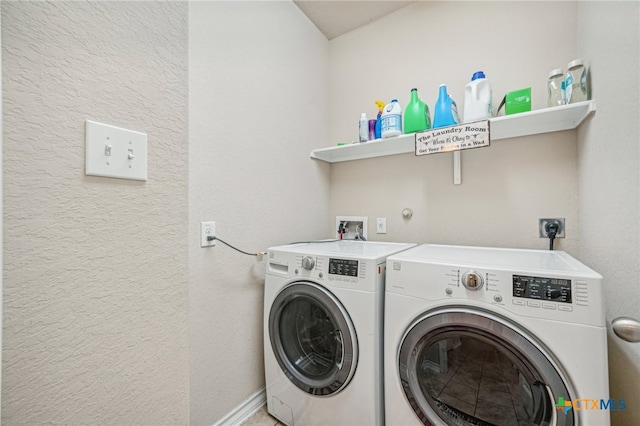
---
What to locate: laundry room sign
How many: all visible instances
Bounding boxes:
[415,120,490,156]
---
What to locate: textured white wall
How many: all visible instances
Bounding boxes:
[328,1,581,253]
[188,2,329,424]
[2,2,189,424]
[0,3,4,414]
[577,2,640,425]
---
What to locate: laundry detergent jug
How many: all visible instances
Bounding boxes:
[404,88,431,134]
[381,99,402,138]
[463,71,493,123]
[432,84,459,129]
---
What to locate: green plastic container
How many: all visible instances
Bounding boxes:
[404,88,431,134]
[506,87,532,115]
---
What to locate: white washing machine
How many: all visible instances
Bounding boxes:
[384,244,609,426]
[264,240,416,426]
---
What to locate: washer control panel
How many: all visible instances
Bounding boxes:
[328,258,359,277]
[281,254,377,290]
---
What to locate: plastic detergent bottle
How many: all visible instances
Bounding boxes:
[381,99,402,138]
[374,100,385,139]
[432,84,460,129]
[463,71,493,123]
[404,88,431,134]
[359,113,369,142]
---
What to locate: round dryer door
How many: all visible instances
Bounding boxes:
[269,281,358,396]
[398,307,575,426]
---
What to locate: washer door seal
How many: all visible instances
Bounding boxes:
[269,281,358,396]
[398,307,574,426]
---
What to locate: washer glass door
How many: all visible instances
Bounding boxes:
[398,309,574,426]
[269,281,358,396]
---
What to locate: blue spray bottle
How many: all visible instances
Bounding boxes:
[374,100,385,139]
[432,84,460,128]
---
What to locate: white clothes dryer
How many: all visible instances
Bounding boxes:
[264,240,416,426]
[384,244,609,426]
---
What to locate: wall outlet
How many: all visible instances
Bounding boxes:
[201,221,216,247]
[336,216,368,240]
[538,218,565,238]
[376,217,387,234]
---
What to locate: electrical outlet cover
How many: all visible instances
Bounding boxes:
[538,218,565,238]
[201,221,216,247]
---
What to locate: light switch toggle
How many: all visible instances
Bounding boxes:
[128,149,134,160]
[105,144,112,156]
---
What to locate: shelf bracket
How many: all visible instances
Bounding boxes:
[453,150,461,185]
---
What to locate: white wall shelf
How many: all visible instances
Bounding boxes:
[310,100,596,163]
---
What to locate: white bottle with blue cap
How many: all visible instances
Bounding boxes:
[381,99,402,138]
[463,71,493,123]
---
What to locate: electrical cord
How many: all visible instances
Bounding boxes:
[207,236,266,257]
[208,236,370,257]
[289,239,340,245]
[287,238,367,245]
[545,222,559,250]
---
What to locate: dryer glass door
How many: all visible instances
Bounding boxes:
[398,309,574,426]
[269,281,358,396]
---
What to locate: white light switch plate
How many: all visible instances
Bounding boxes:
[85,120,147,181]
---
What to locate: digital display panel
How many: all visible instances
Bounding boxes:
[329,258,358,277]
[513,275,572,303]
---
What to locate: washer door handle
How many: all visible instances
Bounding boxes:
[612,317,640,343]
[336,329,345,368]
[543,383,557,426]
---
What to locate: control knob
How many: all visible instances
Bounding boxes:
[301,256,315,271]
[461,271,484,291]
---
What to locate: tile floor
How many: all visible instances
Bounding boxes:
[242,405,284,426]
[421,337,531,426]
[249,338,533,426]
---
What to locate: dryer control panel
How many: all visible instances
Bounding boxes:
[513,275,572,303]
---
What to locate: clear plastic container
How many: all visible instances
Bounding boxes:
[359,113,369,142]
[547,68,565,107]
[565,59,588,104]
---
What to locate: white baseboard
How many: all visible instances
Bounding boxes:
[212,388,266,426]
